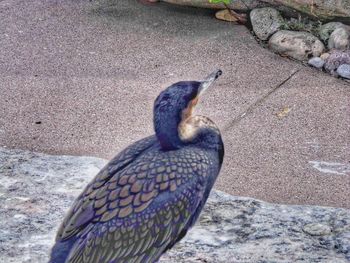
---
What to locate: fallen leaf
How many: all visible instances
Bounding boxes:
[215,9,238,22]
[276,107,291,118]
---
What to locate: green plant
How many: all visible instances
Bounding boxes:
[209,0,231,4]
[280,16,322,37]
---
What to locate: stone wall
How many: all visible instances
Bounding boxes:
[160,0,350,22]
[1,148,349,262]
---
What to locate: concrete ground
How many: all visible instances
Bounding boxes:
[0,0,349,208]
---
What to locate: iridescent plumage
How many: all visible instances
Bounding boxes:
[50,70,224,263]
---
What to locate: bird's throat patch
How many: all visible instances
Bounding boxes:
[181,96,199,121]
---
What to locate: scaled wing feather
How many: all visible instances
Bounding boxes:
[56,136,214,263]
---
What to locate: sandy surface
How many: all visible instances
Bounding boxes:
[0,0,349,208]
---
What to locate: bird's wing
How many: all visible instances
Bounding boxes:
[67,180,204,263]
[60,147,213,263]
[56,135,157,241]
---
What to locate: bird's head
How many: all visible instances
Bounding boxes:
[154,69,222,150]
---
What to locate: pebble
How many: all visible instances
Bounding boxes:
[303,223,332,236]
[328,27,350,50]
[308,57,325,69]
[336,64,350,79]
[324,49,350,74]
[250,7,284,41]
[320,52,330,60]
[269,30,324,61]
[318,22,349,42]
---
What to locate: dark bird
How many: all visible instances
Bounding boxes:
[49,69,224,263]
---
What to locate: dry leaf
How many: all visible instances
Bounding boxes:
[215,9,238,22]
[276,107,291,118]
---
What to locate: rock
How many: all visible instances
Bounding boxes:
[1,147,350,263]
[308,57,325,68]
[319,22,349,43]
[265,0,350,21]
[0,148,107,263]
[337,64,350,79]
[324,49,350,75]
[328,27,350,50]
[303,223,332,236]
[161,0,258,11]
[268,30,325,61]
[250,7,284,41]
[215,9,238,22]
[320,52,330,60]
[160,0,350,22]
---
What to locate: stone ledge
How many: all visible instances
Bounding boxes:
[0,148,349,262]
[160,0,350,22]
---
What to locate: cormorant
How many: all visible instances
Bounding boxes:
[49,69,224,263]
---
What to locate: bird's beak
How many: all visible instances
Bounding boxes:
[182,70,222,120]
[198,69,222,96]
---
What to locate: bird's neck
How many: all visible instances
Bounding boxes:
[154,107,183,150]
[154,103,223,152]
[179,116,223,150]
